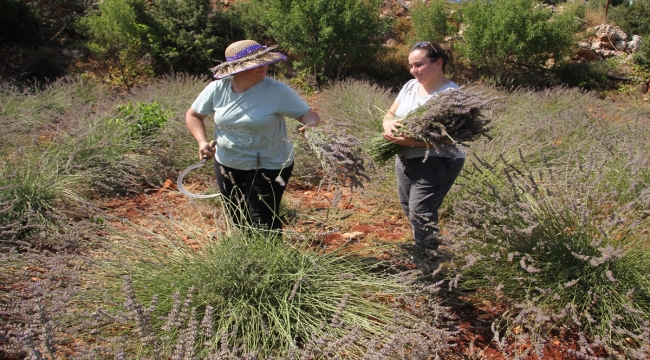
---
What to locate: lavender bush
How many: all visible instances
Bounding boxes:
[0,74,213,356]
[86,273,456,359]
[444,86,650,357]
[0,219,105,359]
[1,74,209,237]
[0,76,112,152]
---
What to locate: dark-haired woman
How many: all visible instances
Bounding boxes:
[382,41,465,250]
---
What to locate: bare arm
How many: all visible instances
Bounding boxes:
[382,100,401,135]
[297,108,321,131]
[381,101,452,147]
[185,108,215,159]
[382,100,418,147]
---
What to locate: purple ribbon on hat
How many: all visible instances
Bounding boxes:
[226,44,267,61]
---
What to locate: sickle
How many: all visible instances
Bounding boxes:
[177,140,221,199]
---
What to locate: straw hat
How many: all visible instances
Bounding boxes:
[210,40,287,79]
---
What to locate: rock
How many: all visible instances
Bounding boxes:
[578,40,592,49]
[614,40,626,51]
[591,40,605,49]
[385,38,398,47]
[62,49,81,59]
[627,35,643,53]
[576,48,597,61]
[341,231,364,241]
[597,49,619,58]
[594,24,628,43]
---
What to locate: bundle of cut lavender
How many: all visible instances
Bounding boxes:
[303,128,373,190]
[368,87,499,165]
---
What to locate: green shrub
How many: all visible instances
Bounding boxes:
[410,0,454,44]
[457,0,581,82]
[110,101,172,140]
[0,0,39,44]
[250,0,392,85]
[77,0,151,88]
[632,35,650,74]
[608,0,650,36]
[145,0,244,76]
[360,44,413,83]
[229,0,271,43]
[551,60,612,90]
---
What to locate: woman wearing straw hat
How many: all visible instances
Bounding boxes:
[185,40,320,232]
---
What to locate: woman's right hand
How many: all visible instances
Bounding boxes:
[199,139,216,160]
[382,101,401,135]
[383,119,402,136]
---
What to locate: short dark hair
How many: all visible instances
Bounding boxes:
[410,41,451,73]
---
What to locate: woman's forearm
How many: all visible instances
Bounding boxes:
[185,108,209,143]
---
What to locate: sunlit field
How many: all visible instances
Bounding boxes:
[1,75,649,359]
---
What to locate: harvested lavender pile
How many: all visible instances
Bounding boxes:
[303,128,373,190]
[368,87,499,164]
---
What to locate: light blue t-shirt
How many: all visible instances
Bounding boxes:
[191,77,310,170]
[395,79,465,159]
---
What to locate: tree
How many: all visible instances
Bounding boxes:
[410,0,454,44]
[609,0,650,37]
[0,0,40,45]
[146,0,244,75]
[252,0,391,85]
[77,0,150,88]
[458,0,581,81]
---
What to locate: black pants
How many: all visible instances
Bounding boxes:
[214,161,293,231]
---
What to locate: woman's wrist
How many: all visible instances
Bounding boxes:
[197,137,209,144]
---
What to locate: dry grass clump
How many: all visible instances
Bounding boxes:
[316,78,394,135]
[84,222,456,358]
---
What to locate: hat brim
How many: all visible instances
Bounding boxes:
[211,49,287,79]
